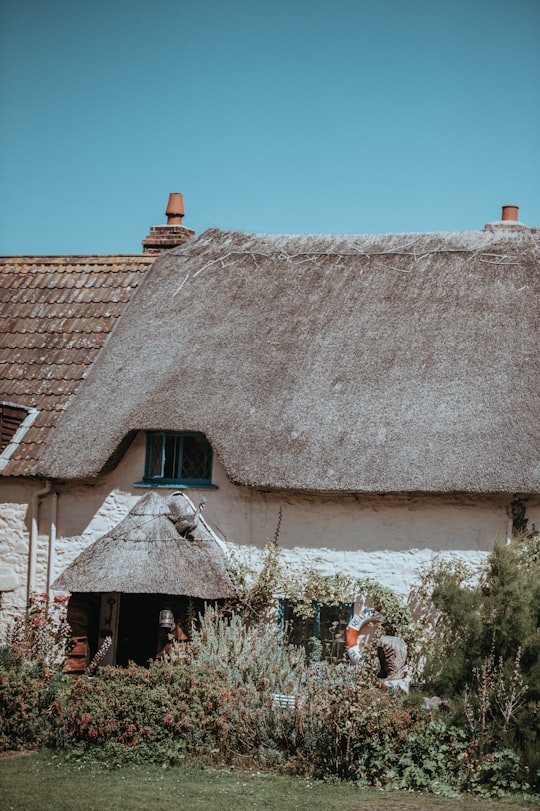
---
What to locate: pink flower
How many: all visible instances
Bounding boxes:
[33,619,40,627]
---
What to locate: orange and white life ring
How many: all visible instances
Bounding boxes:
[344,611,381,664]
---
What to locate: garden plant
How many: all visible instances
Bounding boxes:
[0,530,538,802]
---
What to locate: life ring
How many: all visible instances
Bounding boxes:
[345,610,382,664]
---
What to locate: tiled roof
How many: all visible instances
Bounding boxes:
[0,255,153,477]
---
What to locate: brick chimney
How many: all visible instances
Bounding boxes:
[142,193,195,254]
[501,205,519,222]
[484,204,528,231]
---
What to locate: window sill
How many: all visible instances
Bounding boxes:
[134,481,218,490]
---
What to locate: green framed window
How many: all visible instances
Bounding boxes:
[143,431,213,486]
[279,600,353,662]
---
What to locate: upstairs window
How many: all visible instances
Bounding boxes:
[144,431,213,486]
[0,402,38,470]
[0,403,32,453]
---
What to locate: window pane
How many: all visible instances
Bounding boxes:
[181,434,212,480]
[163,434,181,479]
[280,601,352,662]
[145,432,213,483]
[147,434,164,478]
[319,605,352,662]
[281,602,314,656]
[0,404,29,452]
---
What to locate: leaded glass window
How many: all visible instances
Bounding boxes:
[144,432,213,485]
[279,601,353,662]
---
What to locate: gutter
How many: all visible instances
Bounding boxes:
[27,480,52,601]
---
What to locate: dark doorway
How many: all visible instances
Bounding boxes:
[116,594,161,666]
[114,594,207,666]
[67,592,221,668]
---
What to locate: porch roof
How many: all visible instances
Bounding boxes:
[53,492,237,599]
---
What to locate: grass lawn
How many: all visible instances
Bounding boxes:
[0,752,538,811]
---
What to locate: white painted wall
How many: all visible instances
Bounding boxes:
[1,431,538,635]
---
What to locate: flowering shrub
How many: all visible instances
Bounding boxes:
[59,661,227,762]
[0,663,66,751]
[3,593,72,667]
[294,670,466,791]
[182,608,306,694]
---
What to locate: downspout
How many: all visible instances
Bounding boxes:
[27,480,52,601]
[506,516,513,545]
[46,491,58,595]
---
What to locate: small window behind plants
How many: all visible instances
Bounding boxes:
[279,600,353,662]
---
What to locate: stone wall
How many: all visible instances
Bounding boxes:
[0,484,29,622]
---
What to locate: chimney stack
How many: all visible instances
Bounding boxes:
[142,193,195,254]
[484,203,528,231]
[501,204,519,222]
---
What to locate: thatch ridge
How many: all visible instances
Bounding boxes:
[39,227,540,494]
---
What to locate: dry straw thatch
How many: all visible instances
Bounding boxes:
[52,491,236,598]
[40,226,539,494]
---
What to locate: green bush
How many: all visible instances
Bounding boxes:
[464,748,530,797]
[0,595,536,797]
[421,533,540,788]
[297,670,467,792]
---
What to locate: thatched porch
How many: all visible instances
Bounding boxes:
[53,491,236,670]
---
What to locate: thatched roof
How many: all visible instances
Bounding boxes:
[52,491,237,598]
[39,226,539,494]
[0,255,152,476]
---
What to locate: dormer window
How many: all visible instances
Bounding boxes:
[143,431,214,487]
[0,402,38,469]
[0,404,29,452]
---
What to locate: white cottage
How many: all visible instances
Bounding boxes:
[1,200,539,648]
[41,206,540,590]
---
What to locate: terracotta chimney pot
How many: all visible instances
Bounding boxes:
[501,205,519,222]
[166,192,185,224]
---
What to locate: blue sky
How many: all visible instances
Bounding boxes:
[1,0,539,254]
